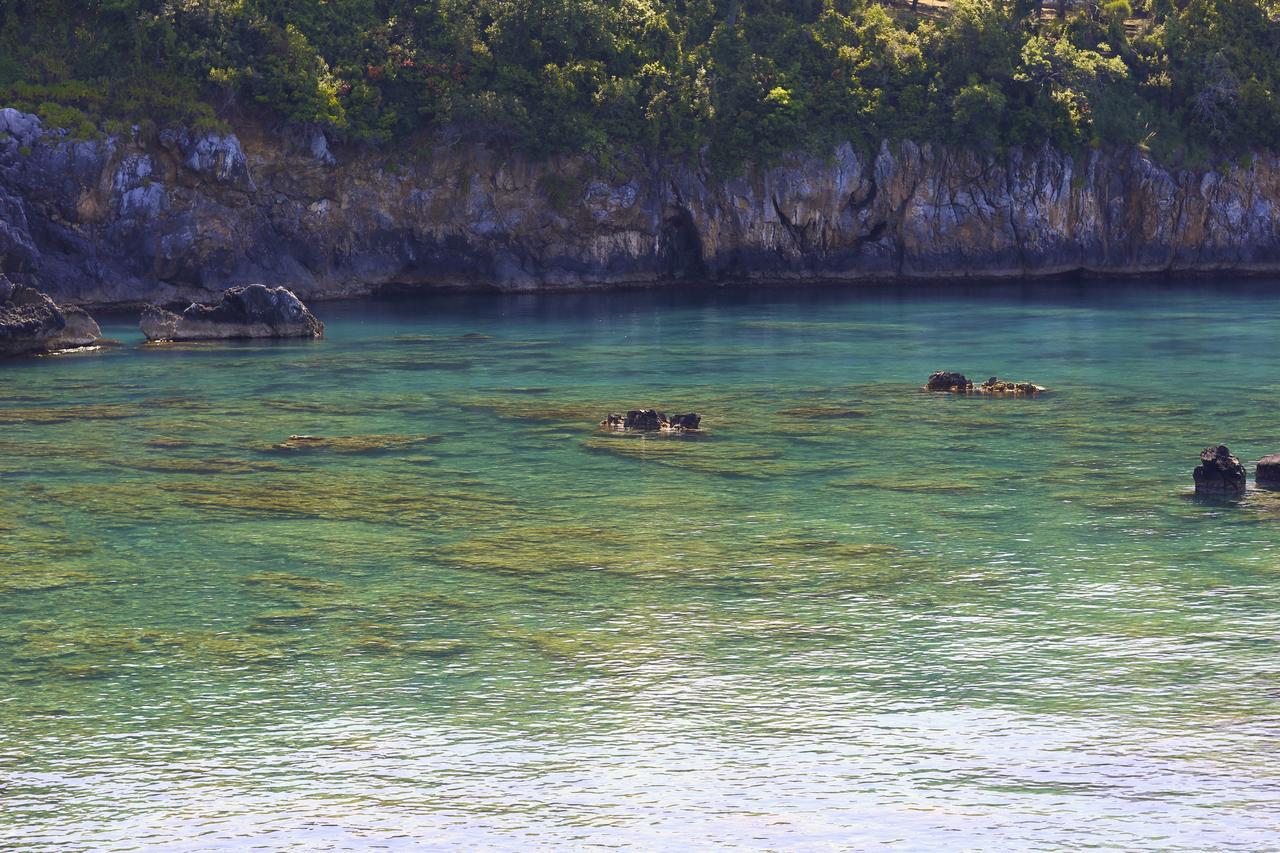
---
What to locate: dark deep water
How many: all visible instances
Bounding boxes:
[2,279,1279,849]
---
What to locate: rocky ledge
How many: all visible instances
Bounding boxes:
[601,410,702,433]
[924,372,1046,395]
[0,274,100,357]
[140,285,323,341]
[1193,445,1247,499]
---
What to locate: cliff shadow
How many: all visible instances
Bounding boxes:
[659,208,707,281]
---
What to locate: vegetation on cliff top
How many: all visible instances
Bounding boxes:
[0,0,1276,167]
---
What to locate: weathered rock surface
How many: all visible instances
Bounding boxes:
[0,274,100,356]
[601,410,702,432]
[1255,454,1280,490]
[925,372,1045,394]
[978,377,1046,395]
[925,372,973,391]
[1193,445,1247,499]
[140,284,323,341]
[1,108,1280,305]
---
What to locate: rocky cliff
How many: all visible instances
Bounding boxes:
[1,107,1278,306]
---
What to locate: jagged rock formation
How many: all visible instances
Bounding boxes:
[1,107,1279,306]
[0,273,100,356]
[924,372,1045,394]
[925,372,974,391]
[1193,445,1247,499]
[140,284,323,341]
[601,410,702,432]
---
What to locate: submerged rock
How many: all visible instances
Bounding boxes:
[1193,445,1246,499]
[0,275,101,357]
[600,409,702,432]
[270,434,432,453]
[1255,454,1280,490]
[140,284,323,341]
[924,372,1045,394]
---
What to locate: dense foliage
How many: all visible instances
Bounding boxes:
[1,0,1277,166]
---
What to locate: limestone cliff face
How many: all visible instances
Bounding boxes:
[1,107,1277,306]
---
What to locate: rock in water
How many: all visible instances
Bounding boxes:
[1255,454,1280,490]
[140,284,324,341]
[666,412,702,430]
[979,377,1046,395]
[57,305,102,348]
[0,274,101,357]
[600,409,701,432]
[924,372,1045,394]
[1193,445,1246,499]
[925,372,972,391]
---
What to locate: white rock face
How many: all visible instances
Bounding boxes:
[0,108,42,146]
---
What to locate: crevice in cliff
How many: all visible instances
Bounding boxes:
[658,206,706,280]
[771,194,813,256]
[844,173,878,214]
[1167,180,1188,272]
[1003,163,1029,275]
[858,221,887,249]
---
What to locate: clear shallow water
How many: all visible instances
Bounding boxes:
[2,281,1279,850]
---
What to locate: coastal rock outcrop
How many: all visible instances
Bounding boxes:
[1,108,1280,305]
[0,274,100,356]
[601,410,702,432]
[1193,445,1247,499]
[140,285,323,341]
[925,372,1045,394]
[1255,454,1280,490]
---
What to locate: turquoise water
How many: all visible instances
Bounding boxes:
[2,281,1279,850]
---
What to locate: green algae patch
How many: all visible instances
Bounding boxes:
[461,396,609,425]
[248,608,326,633]
[582,435,784,478]
[0,567,97,594]
[442,523,636,576]
[242,571,347,596]
[779,406,869,419]
[504,627,592,659]
[162,474,516,527]
[267,433,435,454]
[827,478,986,495]
[352,635,469,658]
[128,456,296,475]
[759,537,903,562]
[144,437,200,449]
[0,403,137,424]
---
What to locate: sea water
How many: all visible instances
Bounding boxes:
[1,281,1278,849]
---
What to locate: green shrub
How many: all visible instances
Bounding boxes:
[0,0,1275,162]
[536,172,582,213]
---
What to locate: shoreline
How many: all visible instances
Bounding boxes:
[76,267,1280,314]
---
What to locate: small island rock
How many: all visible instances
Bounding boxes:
[925,371,972,391]
[0,274,101,357]
[1193,445,1246,499]
[140,284,323,341]
[925,371,1045,394]
[1255,454,1280,490]
[601,409,701,432]
[979,376,1046,395]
